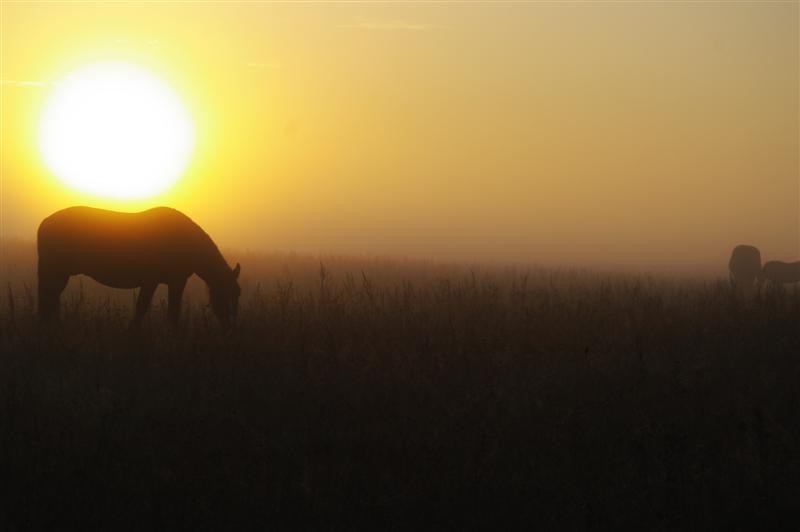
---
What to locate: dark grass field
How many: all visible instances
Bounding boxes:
[1,242,799,530]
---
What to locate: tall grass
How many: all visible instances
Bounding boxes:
[1,242,798,529]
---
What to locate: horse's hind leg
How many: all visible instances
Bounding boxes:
[168,278,188,326]
[132,283,157,325]
[38,269,69,322]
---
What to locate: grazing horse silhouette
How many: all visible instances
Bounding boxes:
[38,206,241,326]
[728,244,761,296]
[759,261,800,289]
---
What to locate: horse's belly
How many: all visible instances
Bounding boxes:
[69,255,180,288]
[84,273,144,289]
[41,236,191,287]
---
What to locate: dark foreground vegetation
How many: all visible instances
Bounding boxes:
[1,243,799,530]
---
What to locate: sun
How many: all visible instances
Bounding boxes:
[38,61,195,200]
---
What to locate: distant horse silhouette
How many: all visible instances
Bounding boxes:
[38,206,241,326]
[728,244,761,295]
[759,261,800,289]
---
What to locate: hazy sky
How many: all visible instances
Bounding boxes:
[1,2,797,269]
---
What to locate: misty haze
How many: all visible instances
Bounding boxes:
[0,2,798,530]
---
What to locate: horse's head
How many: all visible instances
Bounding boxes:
[209,262,241,325]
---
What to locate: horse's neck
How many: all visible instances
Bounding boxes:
[194,244,229,287]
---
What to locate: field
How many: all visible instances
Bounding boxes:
[1,241,799,530]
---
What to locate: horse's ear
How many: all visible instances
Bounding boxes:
[232,263,241,279]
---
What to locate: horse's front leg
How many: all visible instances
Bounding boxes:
[168,278,188,326]
[133,283,157,325]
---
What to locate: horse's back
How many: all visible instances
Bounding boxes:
[42,205,194,238]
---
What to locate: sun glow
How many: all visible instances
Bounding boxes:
[38,62,195,200]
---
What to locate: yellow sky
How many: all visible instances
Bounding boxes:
[1,2,797,270]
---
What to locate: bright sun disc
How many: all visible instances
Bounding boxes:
[39,62,195,199]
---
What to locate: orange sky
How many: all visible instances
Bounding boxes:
[1,2,797,270]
